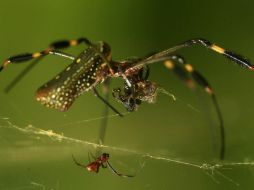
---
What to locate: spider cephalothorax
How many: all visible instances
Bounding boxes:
[113,66,158,111]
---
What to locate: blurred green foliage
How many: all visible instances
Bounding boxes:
[1,0,254,189]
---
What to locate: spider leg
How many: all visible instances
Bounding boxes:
[164,55,225,159]
[126,38,253,73]
[49,38,91,49]
[0,47,78,71]
[1,38,91,92]
[72,154,87,168]
[92,87,123,117]
[97,78,111,154]
[87,152,98,165]
[138,65,150,80]
[1,50,75,92]
[4,57,42,93]
[106,161,134,178]
[2,38,91,69]
[112,64,150,112]
[88,152,92,163]
[102,162,108,168]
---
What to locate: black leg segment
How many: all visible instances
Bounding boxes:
[92,87,123,117]
[164,55,225,159]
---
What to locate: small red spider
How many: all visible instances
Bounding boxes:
[72,153,134,178]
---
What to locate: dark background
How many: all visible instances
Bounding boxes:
[1,0,254,189]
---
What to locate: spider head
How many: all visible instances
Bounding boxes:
[113,80,157,112]
[100,153,110,162]
[112,88,141,111]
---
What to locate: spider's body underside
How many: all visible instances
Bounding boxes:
[1,37,253,160]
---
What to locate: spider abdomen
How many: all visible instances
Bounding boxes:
[36,42,111,111]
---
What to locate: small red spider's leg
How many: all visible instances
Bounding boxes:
[72,154,101,173]
[106,161,134,178]
[164,55,225,160]
[72,154,87,168]
[101,162,108,168]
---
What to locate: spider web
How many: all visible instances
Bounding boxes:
[0,112,254,189]
[0,88,254,190]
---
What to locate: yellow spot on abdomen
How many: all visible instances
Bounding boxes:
[76,58,81,63]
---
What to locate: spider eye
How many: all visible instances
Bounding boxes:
[123,98,137,112]
[135,99,142,105]
[124,86,132,95]
[129,98,134,105]
[102,153,109,157]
